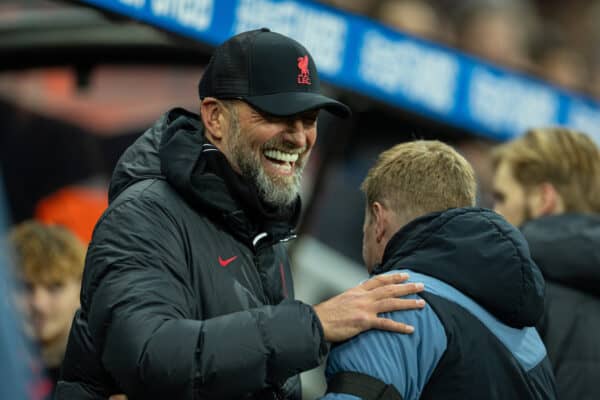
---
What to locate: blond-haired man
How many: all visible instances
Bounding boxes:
[492,127,600,400]
[9,221,85,393]
[322,140,556,400]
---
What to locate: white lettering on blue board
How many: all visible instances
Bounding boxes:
[568,101,600,144]
[358,30,458,113]
[234,0,347,75]
[151,0,213,31]
[119,0,145,7]
[468,68,558,137]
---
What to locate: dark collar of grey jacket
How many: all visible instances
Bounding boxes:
[373,207,545,329]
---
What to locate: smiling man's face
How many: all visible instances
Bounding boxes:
[223,101,318,207]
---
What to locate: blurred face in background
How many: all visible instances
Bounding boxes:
[323,0,376,15]
[492,160,531,226]
[16,277,80,346]
[537,47,588,92]
[460,9,530,69]
[376,0,440,41]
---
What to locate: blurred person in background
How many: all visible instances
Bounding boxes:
[454,138,497,208]
[590,55,600,100]
[584,2,600,100]
[530,26,588,93]
[492,127,600,400]
[9,220,85,396]
[34,184,108,245]
[322,141,555,399]
[374,0,444,42]
[0,258,39,400]
[1,178,51,400]
[319,0,378,15]
[455,1,536,70]
[57,28,424,400]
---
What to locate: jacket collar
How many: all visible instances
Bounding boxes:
[110,108,299,248]
[373,208,545,328]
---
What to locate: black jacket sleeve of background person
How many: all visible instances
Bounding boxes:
[81,185,327,399]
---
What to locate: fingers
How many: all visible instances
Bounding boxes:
[315,272,427,342]
[372,282,424,300]
[375,297,426,314]
[373,317,416,334]
[361,272,409,290]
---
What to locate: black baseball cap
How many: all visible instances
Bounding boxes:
[198,28,351,118]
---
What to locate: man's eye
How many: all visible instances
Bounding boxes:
[18,282,33,294]
[47,282,64,293]
[296,112,318,127]
[268,115,287,124]
[302,115,317,124]
[257,111,284,123]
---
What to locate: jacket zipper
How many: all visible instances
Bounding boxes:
[253,252,271,305]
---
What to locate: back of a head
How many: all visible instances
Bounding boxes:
[492,128,600,213]
[9,221,86,285]
[361,140,477,222]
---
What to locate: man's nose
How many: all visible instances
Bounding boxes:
[30,288,50,311]
[284,118,308,148]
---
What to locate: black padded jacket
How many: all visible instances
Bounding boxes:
[522,214,600,400]
[56,108,327,400]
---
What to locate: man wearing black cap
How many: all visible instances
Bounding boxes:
[56,28,424,400]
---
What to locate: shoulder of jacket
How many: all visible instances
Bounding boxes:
[100,179,197,228]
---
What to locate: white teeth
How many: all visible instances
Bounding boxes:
[263,149,299,163]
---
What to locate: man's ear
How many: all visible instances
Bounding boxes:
[371,201,388,244]
[200,98,226,146]
[529,182,564,217]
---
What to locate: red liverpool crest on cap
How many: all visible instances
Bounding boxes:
[297,55,311,85]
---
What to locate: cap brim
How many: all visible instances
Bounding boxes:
[244,92,351,118]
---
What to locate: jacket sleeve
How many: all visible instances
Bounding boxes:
[84,194,327,399]
[320,296,446,400]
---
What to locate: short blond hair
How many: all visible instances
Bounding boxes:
[9,221,86,285]
[492,127,600,213]
[361,140,477,221]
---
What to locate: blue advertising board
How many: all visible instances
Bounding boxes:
[78,0,600,142]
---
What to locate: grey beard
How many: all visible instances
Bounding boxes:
[226,118,303,209]
[253,161,302,207]
[237,152,303,209]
